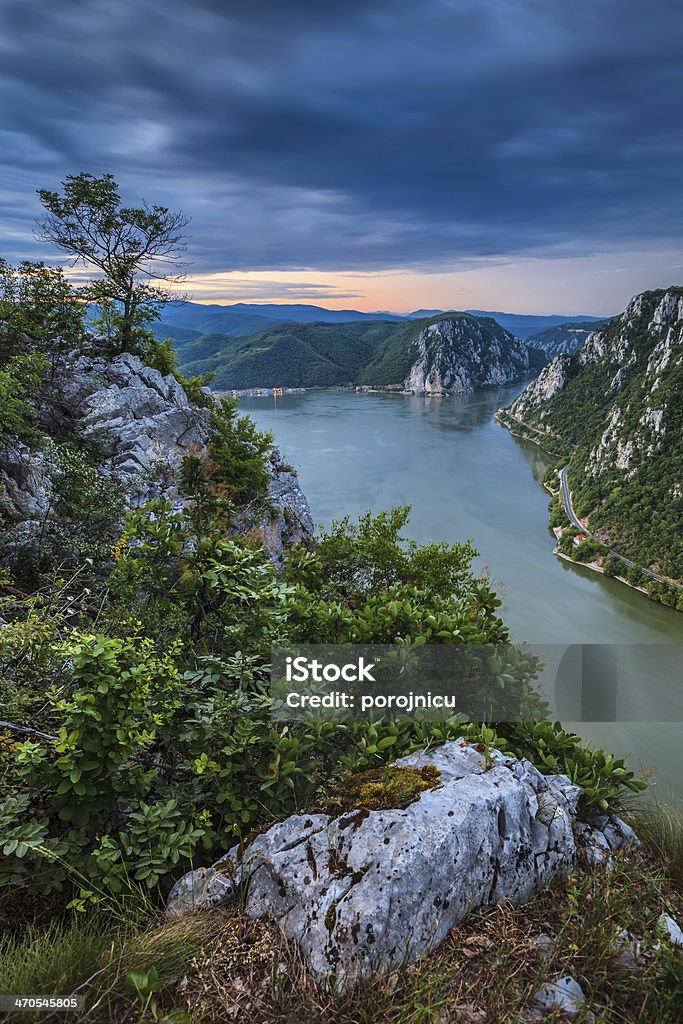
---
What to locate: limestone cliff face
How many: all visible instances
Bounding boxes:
[403,317,529,394]
[506,352,573,423]
[0,351,313,564]
[501,286,683,579]
[507,288,683,479]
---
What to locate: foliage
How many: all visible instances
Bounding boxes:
[4,440,122,585]
[572,537,608,563]
[299,505,477,603]
[92,298,215,404]
[505,288,683,593]
[0,496,646,906]
[206,396,274,501]
[0,353,47,444]
[548,495,571,530]
[173,312,518,391]
[37,172,188,355]
[0,259,85,363]
[498,721,646,812]
[602,554,622,577]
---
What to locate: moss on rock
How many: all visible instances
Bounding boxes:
[316,764,441,816]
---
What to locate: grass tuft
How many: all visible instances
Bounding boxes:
[632,799,683,889]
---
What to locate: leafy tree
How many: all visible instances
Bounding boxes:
[602,554,622,577]
[0,259,84,363]
[297,505,477,603]
[36,173,189,355]
[0,354,47,444]
[207,396,274,501]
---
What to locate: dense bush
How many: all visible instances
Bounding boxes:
[0,353,47,444]
[206,396,274,501]
[0,489,645,906]
[0,259,85,362]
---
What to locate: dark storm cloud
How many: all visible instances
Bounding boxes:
[1,0,682,273]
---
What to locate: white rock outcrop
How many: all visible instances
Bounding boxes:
[0,348,313,563]
[506,353,571,422]
[167,739,624,986]
[403,317,529,395]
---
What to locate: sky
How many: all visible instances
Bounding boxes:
[1,0,683,315]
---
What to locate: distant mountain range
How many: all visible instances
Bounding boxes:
[154,300,608,342]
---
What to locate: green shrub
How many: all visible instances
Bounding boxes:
[0,502,647,906]
[0,259,85,362]
[290,505,477,603]
[0,353,47,445]
[6,441,122,586]
[207,395,273,501]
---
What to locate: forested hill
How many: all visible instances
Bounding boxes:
[501,287,683,588]
[173,312,537,391]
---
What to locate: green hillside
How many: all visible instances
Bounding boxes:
[175,312,534,390]
[503,288,683,594]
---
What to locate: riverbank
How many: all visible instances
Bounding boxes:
[497,410,682,614]
[554,547,654,599]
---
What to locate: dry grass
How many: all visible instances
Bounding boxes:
[3,848,682,1024]
[153,850,682,1024]
[633,800,683,889]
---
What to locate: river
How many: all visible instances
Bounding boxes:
[239,384,683,804]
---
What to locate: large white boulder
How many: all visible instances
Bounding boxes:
[168,739,590,986]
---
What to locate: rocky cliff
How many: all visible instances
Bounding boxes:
[0,351,313,565]
[403,316,530,394]
[501,287,683,583]
[524,319,610,360]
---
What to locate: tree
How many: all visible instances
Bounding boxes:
[36,173,189,355]
[0,259,84,363]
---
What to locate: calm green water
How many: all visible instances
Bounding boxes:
[240,385,683,802]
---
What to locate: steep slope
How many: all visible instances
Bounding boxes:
[500,287,683,583]
[178,321,400,388]
[400,316,529,394]
[525,320,610,359]
[177,313,532,391]
[0,351,313,569]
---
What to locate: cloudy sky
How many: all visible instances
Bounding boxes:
[1,0,682,314]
